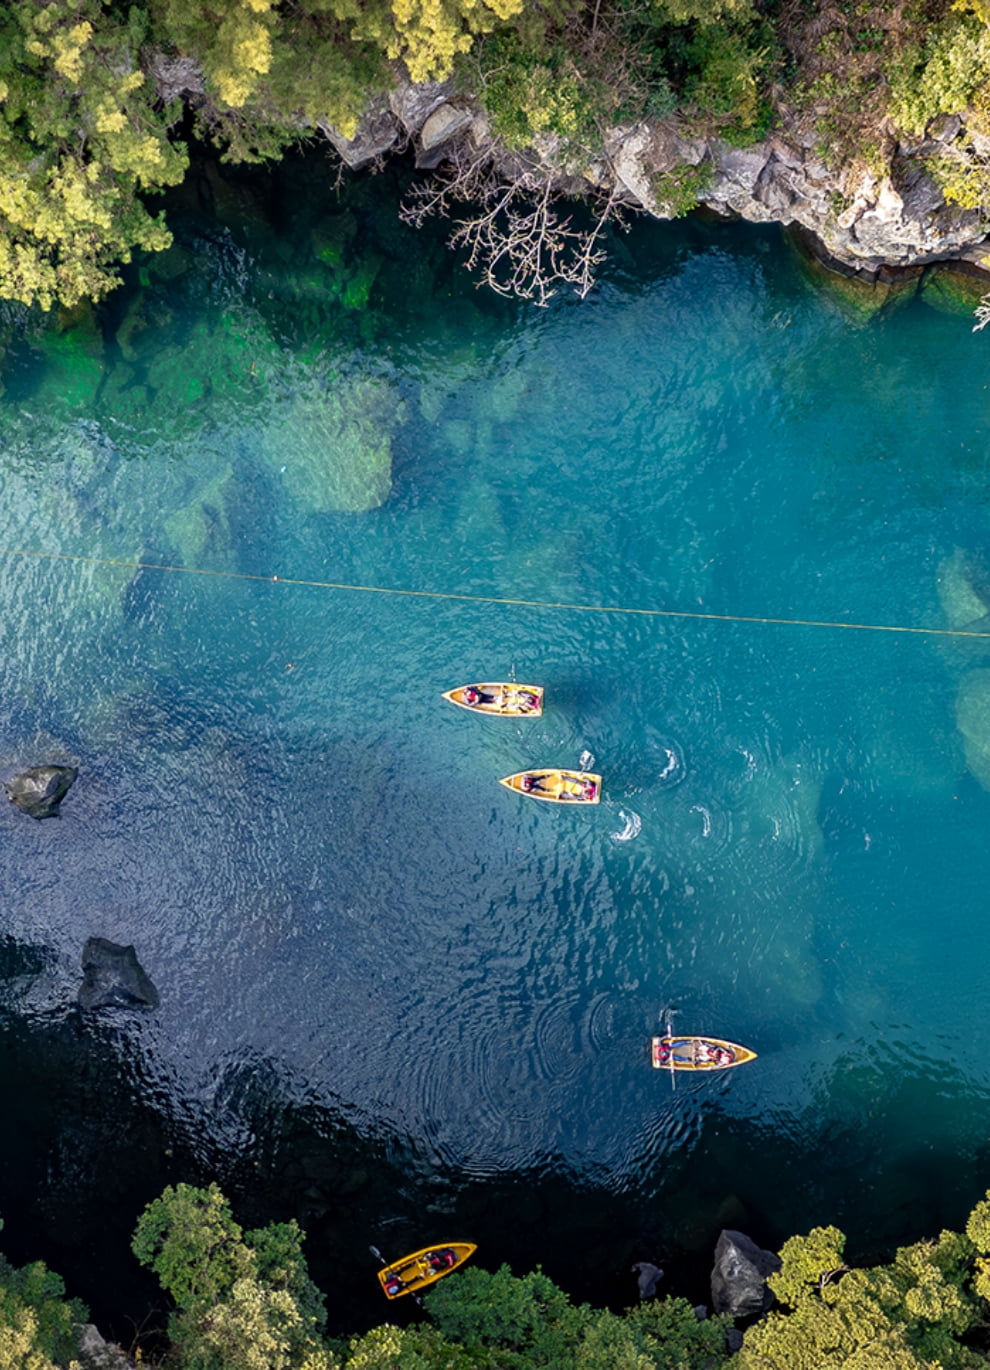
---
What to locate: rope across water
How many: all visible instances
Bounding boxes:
[3,546,987,640]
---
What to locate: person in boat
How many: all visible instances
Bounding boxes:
[506,689,539,712]
[427,1249,457,1272]
[582,779,597,800]
[385,1273,405,1295]
[521,773,548,794]
[464,686,498,706]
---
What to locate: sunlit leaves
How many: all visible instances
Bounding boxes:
[0,0,186,308]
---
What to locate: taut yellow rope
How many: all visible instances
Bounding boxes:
[3,547,985,639]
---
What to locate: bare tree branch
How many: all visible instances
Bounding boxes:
[400,139,628,306]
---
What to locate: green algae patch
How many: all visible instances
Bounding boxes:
[341,253,384,310]
[311,212,358,269]
[260,374,405,513]
[787,231,921,322]
[132,309,280,440]
[919,265,989,317]
[30,318,106,415]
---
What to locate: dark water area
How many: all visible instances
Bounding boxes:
[3,145,990,1346]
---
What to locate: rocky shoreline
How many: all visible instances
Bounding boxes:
[291,72,990,286]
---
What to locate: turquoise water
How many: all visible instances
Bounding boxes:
[3,152,990,1332]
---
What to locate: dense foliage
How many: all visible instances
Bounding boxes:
[0,1219,87,1370]
[4,0,990,308]
[10,1186,990,1366]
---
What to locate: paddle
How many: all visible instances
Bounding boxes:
[661,1005,678,1091]
[369,1245,425,1307]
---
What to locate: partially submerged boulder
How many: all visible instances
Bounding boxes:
[631,1261,664,1298]
[711,1229,781,1318]
[6,764,77,818]
[78,938,159,1010]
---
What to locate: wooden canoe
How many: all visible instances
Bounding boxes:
[443,683,543,716]
[377,1242,477,1299]
[651,1035,757,1072]
[500,769,601,804]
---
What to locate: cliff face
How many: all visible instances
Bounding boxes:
[322,77,988,279]
[604,118,986,276]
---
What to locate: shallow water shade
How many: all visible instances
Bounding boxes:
[2,151,990,1336]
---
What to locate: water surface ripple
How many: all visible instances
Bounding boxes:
[1,155,989,1330]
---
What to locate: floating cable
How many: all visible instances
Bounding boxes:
[2,546,987,639]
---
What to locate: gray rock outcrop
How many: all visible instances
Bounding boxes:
[5,764,78,818]
[76,1324,139,1370]
[141,57,990,278]
[631,1261,664,1298]
[322,79,989,278]
[78,938,160,1011]
[711,1229,781,1318]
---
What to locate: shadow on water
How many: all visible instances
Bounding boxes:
[2,984,987,1343]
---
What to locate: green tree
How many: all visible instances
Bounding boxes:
[0,0,187,309]
[578,1299,731,1370]
[650,0,754,20]
[888,12,990,137]
[0,1245,87,1370]
[424,1263,593,1366]
[132,1183,337,1370]
[343,1323,482,1368]
[739,1224,983,1370]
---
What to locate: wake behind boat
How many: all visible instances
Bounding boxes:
[374,1242,477,1299]
[500,769,601,804]
[443,683,543,716]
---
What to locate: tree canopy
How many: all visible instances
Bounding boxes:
[4,0,990,308]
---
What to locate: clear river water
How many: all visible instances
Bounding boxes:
[2,150,990,1340]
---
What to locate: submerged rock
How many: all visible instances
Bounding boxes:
[937,548,990,629]
[78,938,159,1010]
[955,669,990,790]
[5,765,77,818]
[711,1229,781,1317]
[261,374,405,513]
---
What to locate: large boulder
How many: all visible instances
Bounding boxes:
[631,1261,664,1299]
[317,97,401,170]
[78,938,159,1011]
[5,765,77,818]
[711,1230,781,1317]
[260,374,405,514]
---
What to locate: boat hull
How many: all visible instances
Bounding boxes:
[377,1242,477,1298]
[651,1035,757,1071]
[443,683,543,716]
[500,769,601,804]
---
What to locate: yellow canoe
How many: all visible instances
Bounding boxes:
[500,769,601,804]
[377,1242,477,1299]
[443,683,543,716]
[651,1035,757,1072]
